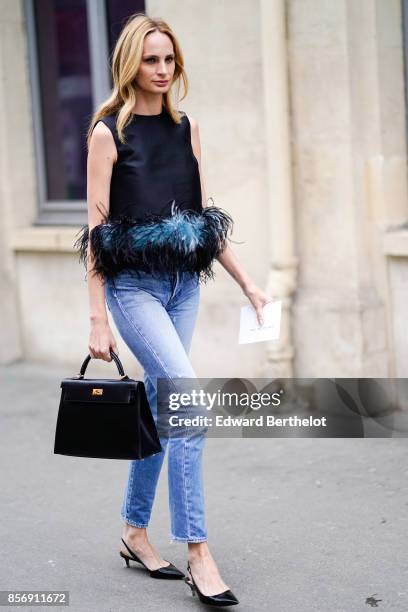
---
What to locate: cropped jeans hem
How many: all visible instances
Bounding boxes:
[170,535,208,543]
[122,516,149,529]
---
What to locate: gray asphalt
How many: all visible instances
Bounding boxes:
[1,361,407,612]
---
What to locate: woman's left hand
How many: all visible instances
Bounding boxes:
[242,281,276,326]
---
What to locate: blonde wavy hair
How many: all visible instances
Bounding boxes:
[86,12,188,149]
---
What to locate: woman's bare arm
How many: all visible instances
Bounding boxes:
[86,121,119,360]
[188,114,274,325]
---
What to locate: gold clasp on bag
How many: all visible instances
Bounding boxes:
[92,388,103,395]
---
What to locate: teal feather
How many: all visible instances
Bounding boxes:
[74,203,234,283]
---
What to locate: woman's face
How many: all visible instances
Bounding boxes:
[136,30,175,94]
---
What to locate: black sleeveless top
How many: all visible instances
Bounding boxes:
[75,107,234,282]
[96,108,203,221]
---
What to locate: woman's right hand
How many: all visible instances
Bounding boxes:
[88,317,119,362]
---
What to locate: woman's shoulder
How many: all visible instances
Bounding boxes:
[96,112,118,130]
[90,114,121,158]
[178,111,199,140]
[178,109,198,127]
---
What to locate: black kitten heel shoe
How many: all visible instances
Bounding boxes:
[184,563,239,606]
[120,537,185,579]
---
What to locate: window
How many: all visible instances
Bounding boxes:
[25,0,145,226]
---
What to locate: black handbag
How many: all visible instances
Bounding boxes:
[54,350,163,460]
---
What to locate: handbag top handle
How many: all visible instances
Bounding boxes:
[73,349,129,380]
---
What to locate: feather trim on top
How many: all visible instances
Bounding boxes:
[73,200,234,283]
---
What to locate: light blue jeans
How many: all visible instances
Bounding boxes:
[105,269,208,543]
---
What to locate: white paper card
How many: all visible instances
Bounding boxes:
[238,300,282,344]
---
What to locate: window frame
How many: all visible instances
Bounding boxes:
[24,0,111,226]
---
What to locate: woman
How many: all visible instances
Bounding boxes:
[76,12,272,608]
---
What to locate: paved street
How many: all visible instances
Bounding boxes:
[1,361,407,612]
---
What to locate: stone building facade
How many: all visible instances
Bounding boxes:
[1,0,407,380]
